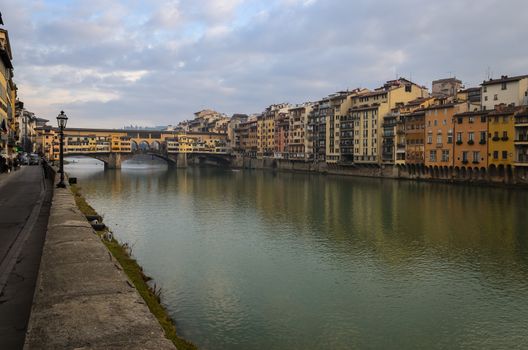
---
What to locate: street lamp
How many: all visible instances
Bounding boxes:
[56,110,68,188]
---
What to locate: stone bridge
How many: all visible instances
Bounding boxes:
[65,151,233,169]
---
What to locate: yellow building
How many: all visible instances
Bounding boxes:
[36,126,56,160]
[288,103,314,160]
[350,78,429,164]
[257,103,289,158]
[0,28,16,157]
[326,91,356,163]
[487,107,517,170]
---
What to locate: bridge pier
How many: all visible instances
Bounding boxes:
[176,153,188,168]
[104,153,123,169]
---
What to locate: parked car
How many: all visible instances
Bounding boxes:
[20,153,29,165]
[29,153,40,165]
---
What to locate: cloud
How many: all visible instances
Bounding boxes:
[1,0,528,128]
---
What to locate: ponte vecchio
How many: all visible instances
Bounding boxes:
[36,127,231,168]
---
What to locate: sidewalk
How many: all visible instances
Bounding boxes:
[0,165,53,349]
[23,180,175,349]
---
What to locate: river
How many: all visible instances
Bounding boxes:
[65,158,528,350]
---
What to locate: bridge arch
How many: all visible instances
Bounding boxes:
[131,140,138,152]
[150,141,161,152]
[139,140,150,152]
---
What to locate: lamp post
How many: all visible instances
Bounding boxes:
[56,110,68,188]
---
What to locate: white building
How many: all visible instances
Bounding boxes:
[481,75,528,111]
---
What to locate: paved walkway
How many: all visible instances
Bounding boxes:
[23,178,175,349]
[0,166,53,349]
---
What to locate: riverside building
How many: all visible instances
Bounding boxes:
[514,110,528,167]
[452,110,489,169]
[287,103,313,160]
[350,78,429,165]
[487,107,517,171]
[423,102,467,169]
[481,75,528,111]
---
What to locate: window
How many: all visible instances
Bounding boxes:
[502,151,508,159]
[493,151,498,159]
[442,119,447,125]
[481,116,486,123]
[456,132,463,142]
[462,151,468,162]
[469,116,474,123]
[503,131,508,138]
[473,151,480,163]
[457,117,463,124]
[442,150,449,162]
[429,150,437,162]
[437,135,442,144]
[427,121,431,127]
[494,94,498,101]
[483,87,487,93]
[504,116,509,123]
[484,96,488,101]
[468,132,474,141]
[480,131,486,142]
[427,134,432,144]
[447,130,453,144]
[434,120,438,126]
[501,82,507,90]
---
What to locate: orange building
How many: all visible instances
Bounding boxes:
[424,102,466,168]
[404,110,426,164]
[274,112,289,158]
[453,110,489,169]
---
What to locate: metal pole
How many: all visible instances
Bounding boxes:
[57,126,66,188]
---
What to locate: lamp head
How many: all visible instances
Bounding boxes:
[57,110,68,129]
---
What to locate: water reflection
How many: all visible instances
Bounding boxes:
[66,165,528,350]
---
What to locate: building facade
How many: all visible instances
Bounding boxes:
[453,110,489,168]
[0,28,16,157]
[481,75,528,110]
[404,111,426,165]
[350,78,429,165]
[487,108,516,169]
[432,77,463,98]
[514,110,528,167]
[288,103,313,160]
[424,103,466,168]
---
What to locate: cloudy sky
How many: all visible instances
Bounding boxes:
[2,0,528,128]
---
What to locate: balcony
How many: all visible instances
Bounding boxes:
[515,155,528,166]
[515,136,528,144]
[406,128,424,134]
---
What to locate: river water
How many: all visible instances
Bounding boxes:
[65,159,528,350]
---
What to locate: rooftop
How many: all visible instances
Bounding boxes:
[481,74,528,86]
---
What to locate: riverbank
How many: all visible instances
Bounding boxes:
[23,177,190,349]
[228,156,528,188]
[70,185,197,350]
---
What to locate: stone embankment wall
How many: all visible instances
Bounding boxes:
[24,182,175,349]
[231,156,528,187]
